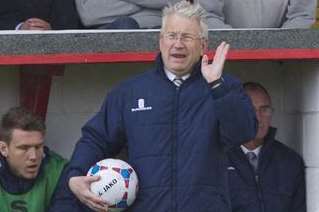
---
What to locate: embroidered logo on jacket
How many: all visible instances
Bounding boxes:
[227,166,236,170]
[131,98,152,112]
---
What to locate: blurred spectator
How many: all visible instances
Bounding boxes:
[0,0,81,30]
[200,0,317,28]
[75,0,175,29]
[227,82,306,212]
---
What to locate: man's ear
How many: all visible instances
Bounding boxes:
[0,141,8,157]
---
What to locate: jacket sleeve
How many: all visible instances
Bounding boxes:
[50,0,82,29]
[211,75,257,147]
[199,0,232,29]
[281,0,317,28]
[0,1,22,30]
[290,159,306,212]
[122,0,168,9]
[67,88,127,180]
[75,0,140,27]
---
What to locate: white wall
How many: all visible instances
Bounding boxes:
[0,66,19,116]
[281,61,319,212]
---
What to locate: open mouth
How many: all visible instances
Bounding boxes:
[171,53,186,59]
[26,165,38,172]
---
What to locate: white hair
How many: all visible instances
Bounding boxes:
[161,0,208,40]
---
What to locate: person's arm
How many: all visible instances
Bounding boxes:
[281,0,317,28]
[48,166,93,212]
[201,42,257,147]
[19,18,51,30]
[290,159,306,212]
[75,0,140,27]
[57,88,126,211]
[199,0,232,29]
[0,2,23,30]
[212,75,257,147]
[50,0,82,29]
[122,0,167,9]
[0,1,52,30]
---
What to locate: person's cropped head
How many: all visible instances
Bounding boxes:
[0,107,46,179]
[160,0,208,76]
[244,82,273,141]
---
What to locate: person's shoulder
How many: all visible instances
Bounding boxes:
[222,73,241,84]
[220,73,244,91]
[109,66,156,94]
[272,140,304,164]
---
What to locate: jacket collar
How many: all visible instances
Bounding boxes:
[228,127,278,176]
[154,53,203,82]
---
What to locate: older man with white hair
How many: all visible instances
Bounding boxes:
[50,1,257,211]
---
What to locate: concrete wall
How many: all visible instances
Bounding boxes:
[0,66,19,116]
[281,61,319,212]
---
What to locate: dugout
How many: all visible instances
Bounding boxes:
[0,29,318,210]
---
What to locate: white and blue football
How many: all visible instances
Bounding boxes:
[87,158,139,211]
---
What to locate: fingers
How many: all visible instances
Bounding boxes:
[84,191,109,211]
[22,18,51,30]
[201,54,209,67]
[85,175,101,183]
[222,42,230,59]
[69,175,108,211]
[84,194,108,211]
[214,41,230,62]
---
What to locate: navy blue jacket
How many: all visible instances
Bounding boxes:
[50,55,256,212]
[227,128,306,212]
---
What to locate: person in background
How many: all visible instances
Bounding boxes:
[227,82,306,212]
[50,1,256,211]
[75,0,181,29]
[0,107,67,211]
[0,0,81,30]
[199,0,317,28]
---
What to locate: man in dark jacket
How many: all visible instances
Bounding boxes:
[50,1,257,212]
[227,82,306,212]
[0,0,81,30]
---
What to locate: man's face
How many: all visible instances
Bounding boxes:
[159,14,207,76]
[0,129,44,179]
[246,89,272,140]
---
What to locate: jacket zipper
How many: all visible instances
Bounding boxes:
[171,85,180,212]
[255,173,265,212]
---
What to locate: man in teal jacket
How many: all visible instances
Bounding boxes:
[0,107,67,212]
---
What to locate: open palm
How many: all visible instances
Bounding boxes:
[201,41,230,83]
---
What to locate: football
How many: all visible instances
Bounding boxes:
[87,158,139,211]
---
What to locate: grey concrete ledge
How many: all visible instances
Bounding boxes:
[0,29,318,55]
